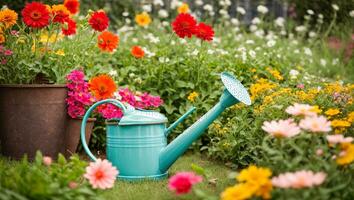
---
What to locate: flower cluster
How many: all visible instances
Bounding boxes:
[0,45,13,65]
[66,70,94,118]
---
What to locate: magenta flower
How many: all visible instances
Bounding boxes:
[4,50,13,56]
[97,104,123,119]
[272,170,326,189]
[299,115,331,133]
[262,118,301,138]
[84,159,118,189]
[168,172,203,195]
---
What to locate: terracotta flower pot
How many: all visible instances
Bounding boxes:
[0,84,68,160]
[64,117,96,157]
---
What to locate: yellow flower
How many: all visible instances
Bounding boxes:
[310,105,322,114]
[0,9,18,29]
[347,111,354,123]
[336,143,354,165]
[0,34,4,43]
[251,68,257,73]
[250,78,277,100]
[178,3,190,14]
[331,119,351,128]
[135,12,151,27]
[221,183,254,200]
[51,4,70,16]
[187,91,199,102]
[40,32,63,43]
[266,67,283,81]
[55,49,65,56]
[325,108,340,116]
[45,4,52,13]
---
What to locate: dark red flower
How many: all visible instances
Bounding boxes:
[171,13,197,38]
[62,18,76,36]
[88,11,109,32]
[64,0,80,15]
[21,2,50,28]
[195,22,214,41]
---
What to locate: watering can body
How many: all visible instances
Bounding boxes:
[81,72,252,181]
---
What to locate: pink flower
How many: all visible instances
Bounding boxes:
[296,84,304,89]
[1,59,7,65]
[285,103,317,117]
[272,170,326,189]
[299,115,331,133]
[43,156,52,166]
[262,118,301,138]
[97,104,123,119]
[316,149,324,156]
[68,181,78,189]
[84,159,118,189]
[4,50,13,56]
[168,172,203,195]
[326,135,353,145]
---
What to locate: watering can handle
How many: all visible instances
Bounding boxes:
[81,99,127,161]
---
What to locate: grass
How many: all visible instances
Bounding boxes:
[101,153,232,200]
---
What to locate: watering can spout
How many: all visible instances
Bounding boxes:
[159,72,251,172]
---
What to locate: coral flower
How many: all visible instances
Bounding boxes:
[172,13,197,38]
[64,0,80,15]
[0,9,18,29]
[262,118,301,138]
[178,3,190,14]
[89,74,117,100]
[61,17,76,36]
[285,103,318,117]
[168,172,202,195]
[299,115,332,133]
[195,22,214,41]
[271,170,326,189]
[135,12,151,27]
[89,11,109,32]
[21,2,50,28]
[84,159,118,189]
[131,46,145,58]
[326,135,353,145]
[97,31,119,52]
[51,4,70,24]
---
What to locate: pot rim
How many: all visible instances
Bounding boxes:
[0,84,66,88]
[70,117,97,122]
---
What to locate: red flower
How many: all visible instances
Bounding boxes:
[64,0,80,15]
[97,31,119,52]
[171,13,197,38]
[21,2,50,28]
[52,4,70,24]
[62,18,76,36]
[131,46,145,58]
[88,11,109,32]
[195,22,214,41]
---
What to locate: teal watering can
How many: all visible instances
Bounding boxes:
[81,72,251,180]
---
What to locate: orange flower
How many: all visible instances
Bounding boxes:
[89,74,117,100]
[0,9,18,28]
[97,31,119,52]
[64,0,80,15]
[131,46,144,58]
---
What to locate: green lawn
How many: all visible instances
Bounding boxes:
[102,153,232,200]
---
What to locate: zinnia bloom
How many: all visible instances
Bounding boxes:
[168,172,202,195]
[0,9,18,29]
[336,143,354,165]
[84,159,118,189]
[131,46,145,58]
[51,4,70,24]
[262,118,301,138]
[64,0,80,15]
[21,2,50,28]
[195,22,214,41]
[89,11,109,32]
[299,115,331,133]
[97,31,119,52]
[89,74,117,100]
[178,3,190,14]
[135,12,151,27]
[61,17,76,36]
[271,170,326,189]
[326,135,353,145]
[285,103,318,117]
[171,13,197,38]
[221,184,254,200]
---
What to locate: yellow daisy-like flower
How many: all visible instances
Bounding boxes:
[310,105,322,114]
[178,3,190,14]
[347,111,354,123]
[40,32,63,43]
[0,34,5,43]
[221,183,255,200]
[325,108,341,116]
[135,12,151,27]
[266,67,284,81]
[331,119,351,128]
[0,9,18,29]
[187,91,199,102]
[336,143,354,165]
[55,49,65,56]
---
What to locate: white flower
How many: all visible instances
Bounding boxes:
[320,59,327,66]
[191,49,199,56]
[162,21,169,27]
[267,40,276,47]
[122,11,129,17]
[248,50,256,58]
[109,70,117,76]
[295,25,306,32]
[236,6,246,15]
[304,15,311,20]
[254,29,265,38]
[289,69,299,78]
[159,57,170,63]
[349,10,354,17]
[171,0,182,9]
[294,49,300,54]
[332,4,339,11]
[125,18,131,24]
[307,9,314,15]
[132,38,138,43]
[309,31,316,38]
[142,4,152,12]
[274,17,285,27]
[207,49,215,54]
[158,9,169,18]
[304,47,312,56]
[318,14,324,19]
[231,18,239,25]
[142,47,155,57]
[153,0,164,6]
[332,58,339,65]
[180,38,187,44]
[195,0,203,6]
[257,5,268,14]
[203,4,213,12]
[251,17,261,24]
[246,40,255,44]
[249,25,258,32]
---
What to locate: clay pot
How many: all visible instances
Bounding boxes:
[0,84,68,160]
[64,117,96,157]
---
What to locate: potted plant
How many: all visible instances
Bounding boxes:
[0,1,119,159]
